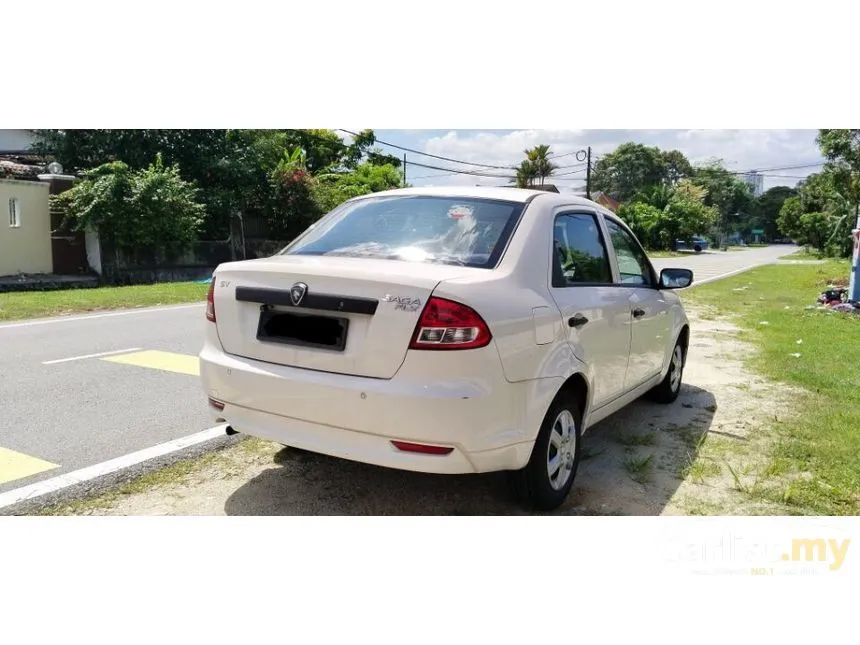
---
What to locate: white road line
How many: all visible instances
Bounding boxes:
[0,302,204,330]
[687,262,777,288]
[42,347,143,365]
[0,424,228,511]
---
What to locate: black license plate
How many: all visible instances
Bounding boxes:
[256,308,349,352]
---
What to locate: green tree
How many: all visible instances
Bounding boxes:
[691,159,754,243]
[777,196,804,243]
[619,176,717,251]
[633,184,675,210]
[29,129,390,238]
[816,129,860,243]
[311,163,404,213]
[617,202,665,249]
[661,149,693,185]
[52,154,205,254]
[778,171,854,256]
[751,186,797,241]
[527,144,557,185]
[513,160,539,188]
[663,196,719,248]
[511,145,557,187]
[591,142,668,202]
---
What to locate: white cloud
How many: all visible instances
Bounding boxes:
[413,129,826,192]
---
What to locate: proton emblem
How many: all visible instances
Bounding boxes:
[290,282,308,306]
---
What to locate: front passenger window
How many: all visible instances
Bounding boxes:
[604,218,654,287]
[552,213,613,287]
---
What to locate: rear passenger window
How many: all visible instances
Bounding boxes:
[552,213,613,287]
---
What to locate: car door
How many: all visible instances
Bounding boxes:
[548,210,632,410]
[601,215,672,390]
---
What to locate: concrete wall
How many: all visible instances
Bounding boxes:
[0,179,52,276]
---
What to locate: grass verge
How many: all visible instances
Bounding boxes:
[0,281,209,322]
[681,258,859,515]
[647,251,687,258]
[33,437,276,516]
[779,248,825,261]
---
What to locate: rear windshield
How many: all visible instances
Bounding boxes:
[280,195,526,269]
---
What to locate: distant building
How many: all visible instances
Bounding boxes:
[0,129,36,155]
[740,171,764,197]
[574,190,619,212]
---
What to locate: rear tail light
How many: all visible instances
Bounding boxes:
[206,278,216,322]
[208,397,225,410]
[409,296,492,350]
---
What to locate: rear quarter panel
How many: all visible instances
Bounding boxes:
[432,196,586,385]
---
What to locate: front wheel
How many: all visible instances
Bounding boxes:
[512,396,582,511]
[647,340,685,404]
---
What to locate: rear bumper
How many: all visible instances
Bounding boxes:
[207,402,534,474]
[198,334,538,474]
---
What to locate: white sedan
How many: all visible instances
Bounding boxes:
[199,186,693,511]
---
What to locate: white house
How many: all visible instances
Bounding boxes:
[0,129,36,154]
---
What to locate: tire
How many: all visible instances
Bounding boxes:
[512,395,582,512]
[693,244,702,253]
[646,339,686,404]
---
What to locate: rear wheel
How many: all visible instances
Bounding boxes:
[512,395,582,511]
[647,339,685,404]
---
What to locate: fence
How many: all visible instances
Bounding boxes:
[94,213,303,285]
[100,239,291,284]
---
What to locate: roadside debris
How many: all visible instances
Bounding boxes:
[830,302,860,315]
[813,285,860,317]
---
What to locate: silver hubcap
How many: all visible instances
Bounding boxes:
[670,345,683,392]
[547,409,577,490]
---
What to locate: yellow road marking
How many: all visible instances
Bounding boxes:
[101,350,200,376]
[0,447,59,485]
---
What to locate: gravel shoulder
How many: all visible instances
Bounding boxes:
[34,303,800,516]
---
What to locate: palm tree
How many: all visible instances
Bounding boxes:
[513,160,539,188]
[634,184,675,210]
[525,144,557,186]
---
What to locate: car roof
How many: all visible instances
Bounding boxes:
[350,185,606,209]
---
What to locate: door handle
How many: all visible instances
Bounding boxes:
[568,313,589,327]
[632,308,646,318]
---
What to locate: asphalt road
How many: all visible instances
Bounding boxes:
[0,303,212,495]
[0,244,797,500]
[649,244,797,284]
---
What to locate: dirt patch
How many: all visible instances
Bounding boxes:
[42,304,801,516]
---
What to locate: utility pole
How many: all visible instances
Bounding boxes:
[586,146,592,200]
[402,153,407,187]
[849,203,860,302]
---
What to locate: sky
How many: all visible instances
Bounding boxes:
[367,129,827,194]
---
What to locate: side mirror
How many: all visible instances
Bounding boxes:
[659,268,693,289]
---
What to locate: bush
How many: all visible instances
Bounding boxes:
[52,154,205,254]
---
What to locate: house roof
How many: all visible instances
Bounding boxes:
[589,190,620,211]
[0,156,45,180]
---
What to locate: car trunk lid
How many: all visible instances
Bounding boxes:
[212,255,483,379]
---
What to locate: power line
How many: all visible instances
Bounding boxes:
[733,162,825,173]
[338,129,515,170]
[403,159,516,179]
[548,149,589,162]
